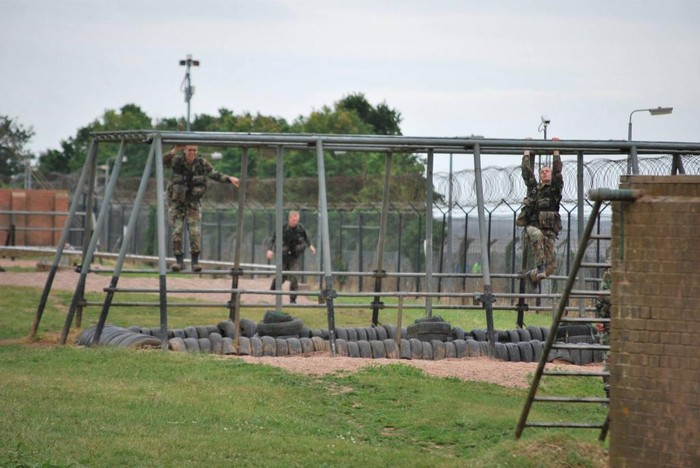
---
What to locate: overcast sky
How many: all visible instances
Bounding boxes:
[2,0,699,173]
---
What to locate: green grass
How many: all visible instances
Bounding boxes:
[0,284,608,466]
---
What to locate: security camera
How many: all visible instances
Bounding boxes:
[541,115,551,125]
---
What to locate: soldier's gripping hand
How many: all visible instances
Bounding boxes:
[229,176,240,187]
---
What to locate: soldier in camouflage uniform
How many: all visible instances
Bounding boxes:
[519,138,563,288]
[596,261,612,399]
[266,211,316,304]
[164,145,239,272]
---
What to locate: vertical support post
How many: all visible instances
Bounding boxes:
[577,151,585,315]
[371,152,392,325]
[424,149,434,317]
[229,147,249,348]
[154,136,170,350]
[273,146,284,311]
[30,140,95,338]
[474,143,496,358]
[94,142,156,344]
[316,139,337,355]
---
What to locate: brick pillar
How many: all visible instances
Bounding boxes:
[609,175,700,467]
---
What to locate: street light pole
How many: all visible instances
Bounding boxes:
[627,106,673,175]
[179,54,200,131]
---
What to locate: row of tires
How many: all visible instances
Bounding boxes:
[76,324,601,364]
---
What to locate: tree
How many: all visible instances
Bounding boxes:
[0,116,34,179]
[337,92,402,135]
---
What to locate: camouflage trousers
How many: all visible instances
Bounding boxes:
[525,226,557,278]
[269,255,301,301]
[168,202,202,255]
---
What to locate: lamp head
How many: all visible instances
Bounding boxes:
[649,106,673,116]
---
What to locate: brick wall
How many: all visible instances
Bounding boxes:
[0,189,69,247]
[609,176,700,467]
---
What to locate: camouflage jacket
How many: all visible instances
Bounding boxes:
[164,153,232,204]
[521,154,563,231]
[268,224,312,259]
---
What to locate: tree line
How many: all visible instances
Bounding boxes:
[1,93,425,186]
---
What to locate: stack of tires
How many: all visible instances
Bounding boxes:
[75,325,163,349]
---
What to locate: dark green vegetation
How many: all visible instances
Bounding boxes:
[0,284,608,466]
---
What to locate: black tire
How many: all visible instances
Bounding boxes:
[375,326,388,341]
[407,321,452,337]
[261,336,276,356]
[198,338,212,354]
[494,342,508,361]
[222,337,236,355]
[310,328,324,338]
[206,325,219,335]
[466,339,480,357]
[196,326,210,339]
[311,336,328,352]
[263,310,293,323]
[478,340,490,356]
[320,328,330,340]
[531,340,544,362]
[517,341,534,362]
[452,327,466,341]
[169,337,187,352]
[540,326,550,341]
[286,337,302,356]
[370,340,386,359]
[453,339,467,358]
[409,338,423,360]
[209,333,223,354]
[365,327,378,341]
[217,320,235,338]
[347,341,360,358]
[240,318,256,338]
[334,338,348,357]
[527,325,543,341]
[140,327,152,336]
[382,324,397,339]
[275,338,289,356]
[184,326,198,339]
[256,318,304,337]
[497,330,510,342]
[300,337,314,354]
[299,327,311,338]
[471,328,487,341]
[237,336,251,355]
[383,339,399,359]
[412,333,451,342]
[356,327,368,342]
[507,330,520,343]
[346,328,358,342]
[173,328,187,340]
[431,340,446,360]
[183,337,200,353]
[516,328,532,342]
[399,339,412,359]
[415,315,445,323]
[357,340,372,358]
[505,342,521,361]
[335,327,348,341]
[444,341,456,359]
[249,337,263,357]
[421,341,434,360]
[127,325,141,333]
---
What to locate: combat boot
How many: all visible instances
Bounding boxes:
[191,253,202,272]
[171,254,185,272]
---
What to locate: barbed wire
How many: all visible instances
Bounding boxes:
[434,154,699,207]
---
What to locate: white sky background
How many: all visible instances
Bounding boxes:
[2,0,699,174]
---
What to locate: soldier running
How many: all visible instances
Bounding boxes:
[266,210,316,304]
[164,145,239,272]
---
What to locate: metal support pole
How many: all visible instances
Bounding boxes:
[576,151,585,315]
[316,139,337,355]
[229,147,248,346]
[371,152,392,325]
[474,143,496,358]
[424,149,435,317]
[274,146,284,311]
[154,136,170,349]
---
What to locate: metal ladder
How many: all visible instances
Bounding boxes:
[515,188,640,441]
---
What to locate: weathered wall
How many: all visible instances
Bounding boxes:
[609,175,700,467]
[0,189,69,247]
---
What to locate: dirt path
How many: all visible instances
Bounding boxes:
[0,258,597,388]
